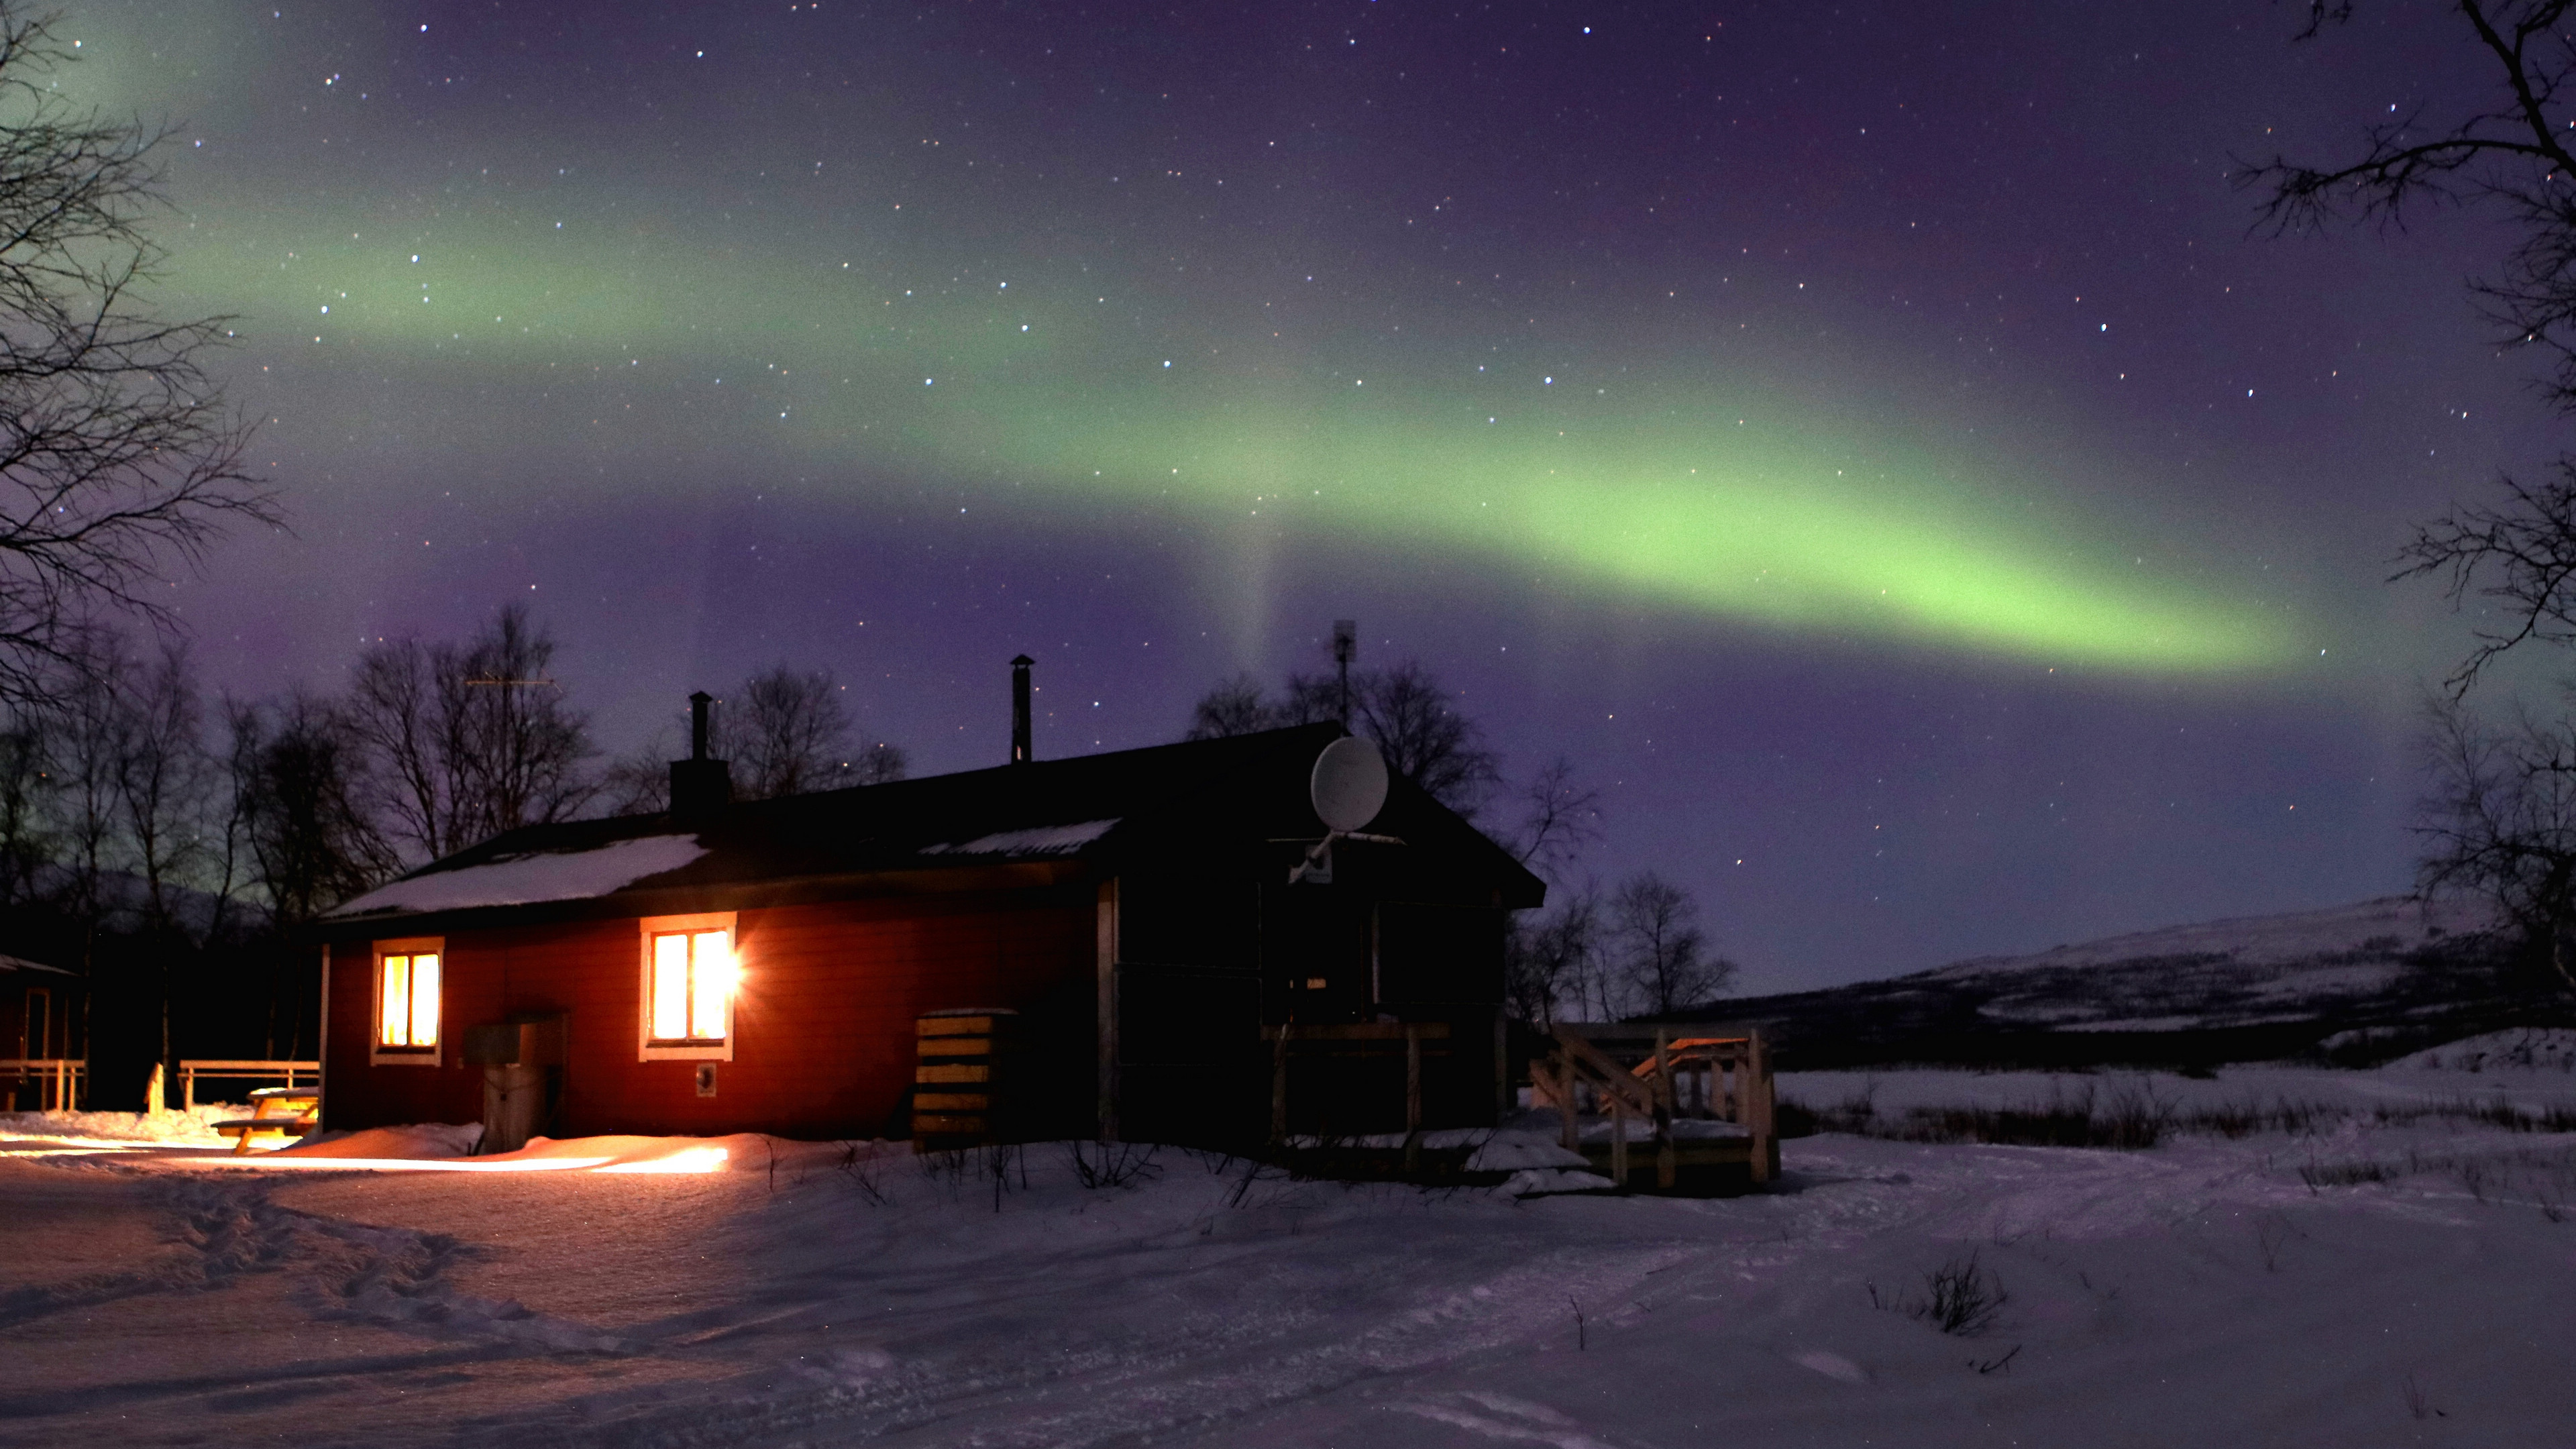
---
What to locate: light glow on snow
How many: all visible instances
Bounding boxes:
[596,1145,730,1175]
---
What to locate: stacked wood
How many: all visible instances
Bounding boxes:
[912,1009,1019,1150]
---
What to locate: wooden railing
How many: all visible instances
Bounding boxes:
[178,1059,319,1109]
[1263,1021,1452,1168]
[1,1058,87,1112]
[1528,1024,1774,1189]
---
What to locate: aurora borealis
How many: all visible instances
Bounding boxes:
[58,1,2536,984]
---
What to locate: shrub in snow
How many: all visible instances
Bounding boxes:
[1870,1251,2008,1336]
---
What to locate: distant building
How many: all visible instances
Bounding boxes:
[312,718,1543,1147]
[1,949,82,1111]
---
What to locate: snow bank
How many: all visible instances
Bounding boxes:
[272,1122,486,1159]
[2388,1027,2576,1073]
[0,1104,233,1146]
[1464,1132,1591,1172]
[9,1076,2576,1446]
[325,832,710,918]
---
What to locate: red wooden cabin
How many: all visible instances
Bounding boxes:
[312,720,1544,1147]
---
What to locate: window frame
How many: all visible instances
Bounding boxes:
[370,937,445,1067]
[637,912,737,1062]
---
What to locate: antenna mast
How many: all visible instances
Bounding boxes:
[1332,619,1356,728]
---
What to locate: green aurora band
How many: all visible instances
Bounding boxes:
[174,213,2300,675]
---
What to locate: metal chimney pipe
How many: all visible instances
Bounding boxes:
[1010,655,1034,764]
[689,690,714,761]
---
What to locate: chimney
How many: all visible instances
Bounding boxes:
[669,690,732,825]
[1010,654,1034,764]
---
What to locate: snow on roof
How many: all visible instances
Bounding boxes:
[325,833,712,920]
[915,817,1120,857]
[0,952,70,975]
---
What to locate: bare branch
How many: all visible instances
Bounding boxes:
[0,5,278,704]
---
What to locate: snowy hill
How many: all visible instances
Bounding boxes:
[1681,896,2563,1069]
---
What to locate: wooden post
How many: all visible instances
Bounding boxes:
[1270,1025,1291,1144]
[1403,1025,1422,1173]
[1095,878,1120,1142]
[1609,1092,1628,1191]
[314,941,330,1134]
[1549,1057,1578,1152]
[1650,1027,1674,1190]
[1747,1030,1774,1185]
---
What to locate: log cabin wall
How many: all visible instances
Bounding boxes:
[326,888,1093,1140]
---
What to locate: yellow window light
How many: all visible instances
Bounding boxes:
[380,955,411,1046]
[412,953,441,1046]
[652,932,692,1041]
[689,930,733,1039]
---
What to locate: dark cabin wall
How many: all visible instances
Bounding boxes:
[326,887,1094,1141]
[1112,839,1511,1144]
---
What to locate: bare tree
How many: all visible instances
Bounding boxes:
[345,635,451,859]
[2417,693,2576,992]
[1609,870,1733,1016]
[1351,661,1503,816]
[1507,755,1603,882]
[345,604,594,861]
[49,631,129,938]
[449,606,593,840]
[1181,657,1502,814]
[721,665,853,800]
[115,637,214,939]
[594,682,906,816]
[0,9,278,704]
[227,692,394,929]
[1505,883,1603,1027]
[2243,2,2576,692]
[0,698,49,906]
[1185,672,1274,739]
[851,740,908,784]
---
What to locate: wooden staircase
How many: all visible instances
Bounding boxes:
[1528,1024,1776,1193]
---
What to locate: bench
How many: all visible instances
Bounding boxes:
[211,1087,320,1155]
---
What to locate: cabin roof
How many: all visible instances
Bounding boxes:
[0,951,72,977]
[318,723,1542,936]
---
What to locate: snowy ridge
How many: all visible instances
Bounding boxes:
[2389,1028,2576,1073]
[1923,894,2489,979]
[1704,895,2540,1067]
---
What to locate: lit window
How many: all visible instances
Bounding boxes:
[638,914,737,1061]
[649,929,732,1042]
[372,939,443,1063]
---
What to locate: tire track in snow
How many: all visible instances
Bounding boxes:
[494,1234,1715,1449]
[0,1173,635,1352]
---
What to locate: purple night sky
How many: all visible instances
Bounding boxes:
[68,0,2546,990]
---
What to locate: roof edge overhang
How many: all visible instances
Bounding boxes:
[306,857,1096,944]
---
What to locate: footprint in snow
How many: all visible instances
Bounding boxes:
[1790,1348,1870,1384]
[1391,1391,1621,1447]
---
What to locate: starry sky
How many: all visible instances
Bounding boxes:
[58,0,2555,990]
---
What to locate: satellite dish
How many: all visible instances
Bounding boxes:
[1310,736,1389,834]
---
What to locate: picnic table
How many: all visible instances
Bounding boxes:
[211,1087,319,1155]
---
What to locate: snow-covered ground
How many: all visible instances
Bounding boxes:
[5,1045,2573,1447]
